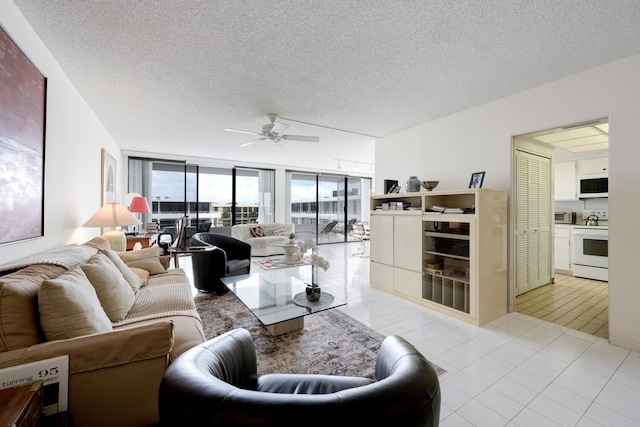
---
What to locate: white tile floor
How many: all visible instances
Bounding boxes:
[180,242,640,426]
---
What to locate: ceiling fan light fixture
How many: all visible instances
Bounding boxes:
[226,113,319,149]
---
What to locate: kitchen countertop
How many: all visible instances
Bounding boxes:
[556,224,608,230]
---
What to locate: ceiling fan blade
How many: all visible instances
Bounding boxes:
[274,139,293,151]
[239,138,267,147]
[225,128,263,136]
[282,135,320,143]
[271,121,289,135]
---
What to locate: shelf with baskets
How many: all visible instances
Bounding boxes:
[423,221,472,315]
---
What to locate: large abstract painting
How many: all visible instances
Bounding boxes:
[0,26,47,245]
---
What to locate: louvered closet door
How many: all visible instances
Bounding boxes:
[515,150,551,296]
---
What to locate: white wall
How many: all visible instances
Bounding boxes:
[376,53,640,351]
[0,2,120,262]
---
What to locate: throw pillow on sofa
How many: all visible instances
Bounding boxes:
[38,267,113,341]
[80,252,136,322]
[82,236,112,251]
[129,267,151,287]
[250,226,264,237]
[263,225,288,236]
[100,249,144,292]
[0,264,66,351]
[117,246,166,275]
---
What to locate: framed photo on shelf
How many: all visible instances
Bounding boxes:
[468,171,485,188]
[101,148,116,204]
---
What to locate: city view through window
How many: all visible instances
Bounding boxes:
[129,158,370,243]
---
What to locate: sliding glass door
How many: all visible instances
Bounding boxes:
[345,177,369,241]
[318,175,345,243]
[197,166,232,232]
[129,158,274,237]
[287,173,318,240]
[235,168,275,225]
[286,172,371,244]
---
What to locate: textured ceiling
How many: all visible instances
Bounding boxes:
[12,0,640,173]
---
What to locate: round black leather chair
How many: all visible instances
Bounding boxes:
[189,233,251,293]
[158,328,441,427]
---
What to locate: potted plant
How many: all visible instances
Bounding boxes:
[297,240,330,301]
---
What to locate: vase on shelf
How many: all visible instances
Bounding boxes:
[406,176,421,192]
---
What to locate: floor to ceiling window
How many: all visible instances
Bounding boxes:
[128,158,274,237]
[286,172,371,244]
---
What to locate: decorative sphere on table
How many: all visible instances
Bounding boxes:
[405,176,421,192]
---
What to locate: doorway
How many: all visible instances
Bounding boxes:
[512,118,609,338]
[515,274,608,338]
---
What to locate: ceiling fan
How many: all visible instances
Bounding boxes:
[225,113,320,149]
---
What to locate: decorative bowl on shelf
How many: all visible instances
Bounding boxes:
[421,181,439,191]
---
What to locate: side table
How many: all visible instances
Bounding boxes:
[268,241,300,264]
[167,246,215,269]
[126,233,158,250]
[0,380,43,427]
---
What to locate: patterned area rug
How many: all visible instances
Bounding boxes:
[194,292,445,378]
[254,255,311,270]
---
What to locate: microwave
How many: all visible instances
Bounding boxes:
[578,174,608,198]
[555,211,576,224]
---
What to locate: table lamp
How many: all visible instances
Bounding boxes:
[83,203,141,251]
[128,196,151,233]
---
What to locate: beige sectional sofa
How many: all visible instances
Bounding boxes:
[231,222,295,256]
[0,237,204,427]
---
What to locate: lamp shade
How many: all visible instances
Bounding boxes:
[128,196,151,213]
[83,203,142,228]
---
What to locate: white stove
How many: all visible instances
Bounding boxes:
[572,210,608,281]
[577,209,608,227]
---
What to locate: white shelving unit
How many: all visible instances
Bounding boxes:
[423,224,471,314]
[370,188,507,326]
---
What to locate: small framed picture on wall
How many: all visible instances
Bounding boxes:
[102,148,116,204]
[468,171,485,188]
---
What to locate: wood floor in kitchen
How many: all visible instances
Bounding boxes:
[515,274,609,339]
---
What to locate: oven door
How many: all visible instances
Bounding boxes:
[572,228,608,268]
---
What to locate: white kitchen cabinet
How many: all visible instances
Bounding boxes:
[555,161,577,200]
[554,226,572,274]
[579,157,608,175]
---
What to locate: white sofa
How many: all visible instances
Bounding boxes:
[231,223,295,256]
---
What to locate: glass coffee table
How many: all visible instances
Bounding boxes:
[221,270,346,336]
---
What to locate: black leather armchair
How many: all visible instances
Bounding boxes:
[158,328,441,427]
[189,233,251,293]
